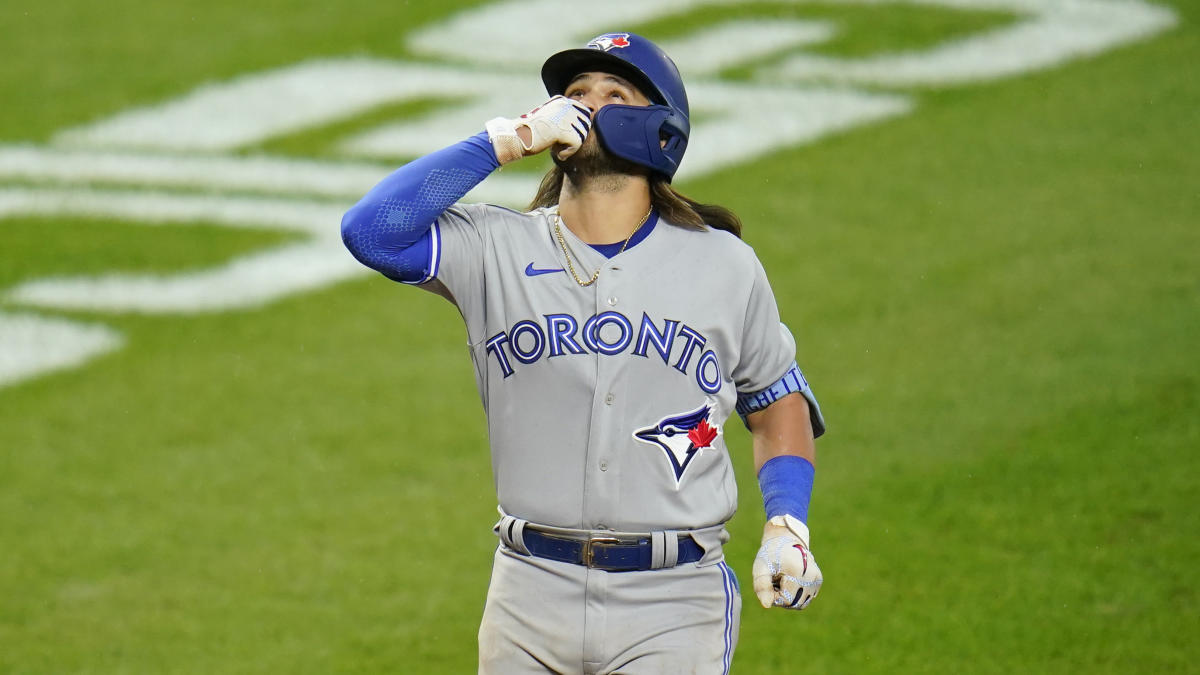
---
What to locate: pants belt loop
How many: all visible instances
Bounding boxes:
[648,530,682,569]
[662,530,680,568]
[649,531,667,569]
[509,518,530,555]
[496,515,531,555]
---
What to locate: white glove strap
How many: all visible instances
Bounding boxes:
[767,514,811,546]
[485,116,526,165]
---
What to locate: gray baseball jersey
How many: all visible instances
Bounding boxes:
[423,203,797,534]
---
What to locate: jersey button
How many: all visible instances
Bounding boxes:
[599,460,609,471]
[604,393,614,405]
[607,296,618,306]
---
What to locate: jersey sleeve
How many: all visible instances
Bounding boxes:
[732,256,797,393]
[732,256,827,437]
[424,203,489,313]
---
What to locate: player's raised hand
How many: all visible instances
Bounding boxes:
[486,96,592,165]
[752,514,823,610]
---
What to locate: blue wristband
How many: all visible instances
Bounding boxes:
[758,455,815,523]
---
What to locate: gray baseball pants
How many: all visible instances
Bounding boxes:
[478,544,741,674]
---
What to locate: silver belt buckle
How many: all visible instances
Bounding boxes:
[582,536,621,568]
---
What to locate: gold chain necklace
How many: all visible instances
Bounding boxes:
[553,207,652,287]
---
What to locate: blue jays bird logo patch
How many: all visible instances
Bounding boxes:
[633,404,721,486]
[588,33,631,51]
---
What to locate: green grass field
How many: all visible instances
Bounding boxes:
[2,1,1197,672]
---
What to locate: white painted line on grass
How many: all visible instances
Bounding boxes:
[659,20,838,76]
[410,0,1177,89]
[0,188,356,313]
[55,60,529,153]
[0,187,342,235]
[768,0,1178,86]
[677,82,912,182]
[0,312,124,389]
[0,145,397,200]
[0,151,541,208]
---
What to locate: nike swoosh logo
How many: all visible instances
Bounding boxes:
[524,263,565,277]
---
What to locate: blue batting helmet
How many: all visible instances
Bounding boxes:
[541,32,689,181]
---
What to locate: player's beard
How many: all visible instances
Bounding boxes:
[554,132,647,191]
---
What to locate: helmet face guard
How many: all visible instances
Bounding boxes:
[592,104,688,179]
[541,33,690,181]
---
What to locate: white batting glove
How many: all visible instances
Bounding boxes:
[752,514,823,610]
[485,96,592,165]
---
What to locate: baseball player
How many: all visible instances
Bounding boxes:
[341,32,826,674]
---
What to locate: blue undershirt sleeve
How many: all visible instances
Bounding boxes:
[340,131,499,283]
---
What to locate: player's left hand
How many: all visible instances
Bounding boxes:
[752,514,823,610]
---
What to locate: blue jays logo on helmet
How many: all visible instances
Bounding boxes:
[541,32,690,180]
[633,404,721,486]
[587,33,631,52]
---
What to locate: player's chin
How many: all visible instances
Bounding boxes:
[553,135,599,166]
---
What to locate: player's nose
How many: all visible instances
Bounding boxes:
[578,93,603,116]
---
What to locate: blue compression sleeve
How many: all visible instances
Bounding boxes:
[341,131,499,282]
[758,455,815,523]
